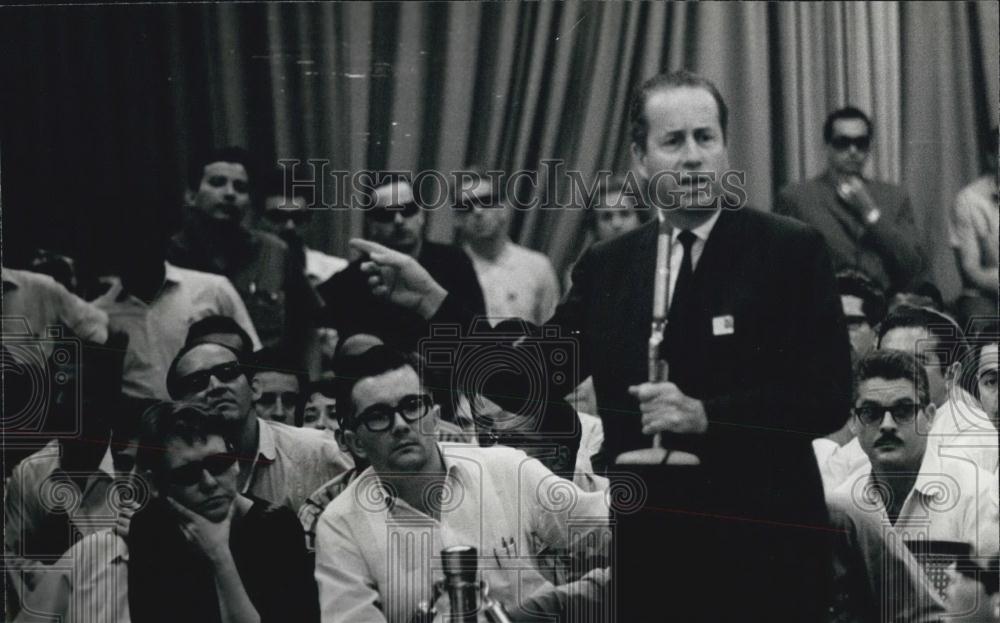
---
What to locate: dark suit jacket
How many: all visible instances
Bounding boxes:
[431,206,852,620]
[775,171,925,291]
[317,239,485,350]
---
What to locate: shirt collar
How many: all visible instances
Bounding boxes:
[2,266,21,290]
[256,417,278,463]
[163,262,183,285]
[656,207,722,243]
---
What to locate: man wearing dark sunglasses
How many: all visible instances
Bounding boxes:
[832,350,999,558]
[777,106,924,292]
[128,402,318,623]
[316,175,485,353]
[165,340,353,512]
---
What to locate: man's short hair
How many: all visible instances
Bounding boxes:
[451,165,504,209]
[136,401,230,476]
[333,345,423,427]
[583,173,647,230]
[187,146,254,191]
[877,305,971,374]
[360,171,415,210]
[823,106,873,143]
[630,69,729,151]
[854,349,931,406]
[836,269,887,326]
[165,341,245,400]
[965,319,1000,399]
[184,315,254,358]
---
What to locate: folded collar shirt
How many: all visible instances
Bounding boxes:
[834,448,1000,557]
[926,390,999,473]
[655,208,721,309]
[92,262,261,399]
[315,443,611,623]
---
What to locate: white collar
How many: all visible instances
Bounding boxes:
[657,207,722,243]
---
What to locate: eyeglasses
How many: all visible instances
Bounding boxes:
[264,208,311,225]
[830,135,871,152]
[166,453,238,486]
[368,200,421,223]
[175,361,244,396]
[256,391,300,407]
[853,401,924,426]
[352,393,433,432]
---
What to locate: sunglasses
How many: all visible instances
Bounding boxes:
[368,200,421,223]
[352,393,433,433]
[167,452,238,486]
[175,361,244,396]
[264,208,311,225]
[830,135,871,152]
[853,401,924,426]
[256,391,300,407]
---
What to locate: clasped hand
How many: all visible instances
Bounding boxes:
[627,381,708,435]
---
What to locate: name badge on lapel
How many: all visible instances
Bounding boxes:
[712,315,735,336]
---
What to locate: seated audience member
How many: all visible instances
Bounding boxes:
[4,397,118,609]
[165,341,353,511]
[13,398,151,623]
[967,320,999,431]
[833,350,999,558]
[825,492,945,622]
[454,169,561,325]
[185,314,257,358]
[775,106,925,292]
[257,166,348,286]
[950,127,999,328]
[879,305,998,472]
[586,173,645,243]
[168,146,317,350]
[2,265,108,354]
[813,270,888,491]
[245,347,305,426]
[303,379,338,431]
[127,401,318,623]
[94,224,260,399]
[317,174,486,351]
[314,346,610,623]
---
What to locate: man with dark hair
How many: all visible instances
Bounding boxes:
[777,106,925,292]
[967,319,999,430]
[833,350,998,558]
[165,341,352,511]
[245,346,305,426]
[313,345,609,623]
[585,173,646,243]
[185,314,257,357]
[951,126,999,328]
[878,305,997,473]
[837,268,887,363]
[127,401,318,623]
[316,175,485,351]
[168,146,313,351]
[352,68,851,621]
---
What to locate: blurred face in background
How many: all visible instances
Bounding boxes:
[826,118,871,178]
[976,343,998,425]
[260,194,311,238]
[454,178,508,244]
[303,392,337,431]
[593,190,641,242]
[879,327,951,407]
[367,181,425,255]
[251,371,301,425]
[841,295,876,363]
[189,161,251,225]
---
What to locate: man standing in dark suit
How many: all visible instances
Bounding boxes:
[351,70,851,621]
[775,107,925,292]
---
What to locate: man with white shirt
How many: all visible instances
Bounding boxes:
[878,305,998,473]
[314,346,609,623]
[95,228,260,399]
[453,171,561,325]
[834,349,999,558]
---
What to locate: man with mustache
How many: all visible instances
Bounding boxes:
[776,107,925,292]
[165,340,353,512]
[833,349,999,558]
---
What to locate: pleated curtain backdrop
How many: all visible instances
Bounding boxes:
[1,1,996,299]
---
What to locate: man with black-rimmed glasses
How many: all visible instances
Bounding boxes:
[832,349,998,558]
[165,340,352,512]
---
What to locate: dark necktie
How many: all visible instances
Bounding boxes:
[669,230,698,320]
